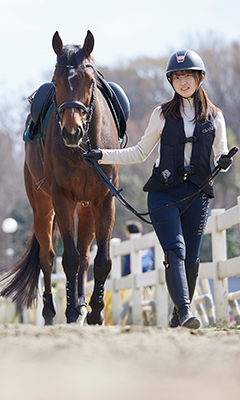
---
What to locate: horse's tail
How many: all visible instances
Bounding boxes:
[0,230,41,308]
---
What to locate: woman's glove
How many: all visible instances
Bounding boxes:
[82,149,103,166]
[217,154,232,170]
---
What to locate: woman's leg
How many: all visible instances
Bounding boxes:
[148,189,200,329]
[181,190,210,306]
[181,191,209,269]
[147,190,186,260]
[154,183,209,328]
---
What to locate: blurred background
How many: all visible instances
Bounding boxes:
[0,0,240,270]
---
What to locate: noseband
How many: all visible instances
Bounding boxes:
[54,64,95,135]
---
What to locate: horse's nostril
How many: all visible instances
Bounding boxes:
[62,126,83,146]
[62,126,70,140]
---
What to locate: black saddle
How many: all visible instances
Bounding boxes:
[30,82,55,125]
[27,82,55,141]
[96,70,130,140]
[27,73,130,143]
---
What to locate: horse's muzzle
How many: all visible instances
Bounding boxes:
[61,126,83,147]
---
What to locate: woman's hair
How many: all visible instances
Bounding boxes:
[161,71,220,123]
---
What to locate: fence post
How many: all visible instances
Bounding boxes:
[110,238,122,325]
[211,209,229,326]
[154,233,169,326]
[238,196,240,222]
[131,233,143,325]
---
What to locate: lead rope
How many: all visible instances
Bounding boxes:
[80,147,238,226]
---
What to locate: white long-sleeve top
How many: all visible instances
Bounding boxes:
[101,98,228,167]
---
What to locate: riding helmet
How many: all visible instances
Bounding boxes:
[166,50,206,82]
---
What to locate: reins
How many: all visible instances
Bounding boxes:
[79,146,238,226]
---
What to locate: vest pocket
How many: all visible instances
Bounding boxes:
[155,145,174,185]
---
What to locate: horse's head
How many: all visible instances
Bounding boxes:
[52,31,96,147]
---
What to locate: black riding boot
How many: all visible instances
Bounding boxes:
[165,250,200,329]
[169,259,200,328]
[187,259,200,299]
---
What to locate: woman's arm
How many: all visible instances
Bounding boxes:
[212,111,229,165]
[100,106,164,165]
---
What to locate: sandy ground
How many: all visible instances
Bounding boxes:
[0,324,239,400]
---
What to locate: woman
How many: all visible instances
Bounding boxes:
[83,50,232,329]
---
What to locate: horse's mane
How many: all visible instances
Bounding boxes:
[57,44,85,68]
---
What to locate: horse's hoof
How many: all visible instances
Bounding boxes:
[42,292,56,325]
[65,306,80,324]
[44,318,54,326]
[86,310,104,325]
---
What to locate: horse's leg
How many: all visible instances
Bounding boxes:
[52,188,81,323]
[76,204,95,325]
[34,209,56,325]
[87,193,115,325]
[24,165,56,325]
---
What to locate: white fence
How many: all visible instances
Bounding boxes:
[1,197,240,327]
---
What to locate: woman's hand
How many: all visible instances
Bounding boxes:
[82,149,103,166]
[217,154,232,170]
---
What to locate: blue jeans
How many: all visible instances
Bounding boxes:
[147,180,209,269]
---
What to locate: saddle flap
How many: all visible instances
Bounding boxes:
[31,82,55,124]
[96,71,130,139]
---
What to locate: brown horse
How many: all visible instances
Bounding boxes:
[0,31,119,325]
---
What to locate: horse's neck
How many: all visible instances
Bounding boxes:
[88,95,102,148]
[89,91,118,149]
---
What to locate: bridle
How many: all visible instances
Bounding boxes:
[53,63,96,147]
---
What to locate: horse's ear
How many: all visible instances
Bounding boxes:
[83,30,94,58]
[52,31,63,56]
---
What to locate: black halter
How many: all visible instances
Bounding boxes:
[53,63,96,135]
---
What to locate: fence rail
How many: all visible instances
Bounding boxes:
[1,196,240,327]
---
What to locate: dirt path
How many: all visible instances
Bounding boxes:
[0,324,239,400]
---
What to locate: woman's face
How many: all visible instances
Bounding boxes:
[172,70,198,98]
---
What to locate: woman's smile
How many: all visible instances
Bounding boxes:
[172,71,197,98]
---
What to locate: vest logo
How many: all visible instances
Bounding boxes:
[162,169,171,180]
[202,125,214,134]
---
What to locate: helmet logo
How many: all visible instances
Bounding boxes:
[176,51,188,63]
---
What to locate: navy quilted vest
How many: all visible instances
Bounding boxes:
[143,113,215,198]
